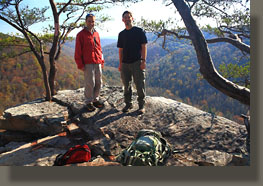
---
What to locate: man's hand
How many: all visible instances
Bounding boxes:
[118,63,122,71]
[140,60,146,70]
[79,66,84,71]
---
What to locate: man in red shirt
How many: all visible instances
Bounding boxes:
[74,13,104,111]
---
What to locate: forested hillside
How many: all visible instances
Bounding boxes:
[102,33,250,123]
[0,33,119,114]
[0,32,249,123]
[0,33,82,113]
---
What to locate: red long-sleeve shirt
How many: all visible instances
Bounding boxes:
[74,28,104,70]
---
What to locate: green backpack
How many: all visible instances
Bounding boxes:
[117,129,171,166]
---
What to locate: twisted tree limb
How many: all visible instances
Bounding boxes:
[172,0,250,105]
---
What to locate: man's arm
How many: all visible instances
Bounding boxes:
[118,48,123,71]
[140,44,147,70]
[74,35,84,71]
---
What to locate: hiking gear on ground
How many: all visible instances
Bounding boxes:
[85,103,96,112]
[116,129,171,166]
[122,104,133,112]
[93,100,104,108]
[53,144,91,166]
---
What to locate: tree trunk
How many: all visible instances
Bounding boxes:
[48,61,57,96]
[172,0,250,106]
[39,58,52,101]
[49,0,60,96]
[20,30,52,101]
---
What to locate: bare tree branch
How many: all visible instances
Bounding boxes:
[158,28,250,54]
[56,0,101,6]
[206,37,250,54]
[0,44,29,47]
[55,2,87,60]
[1,49,32,59]
[57,0,73,15]
[201,0,230,17]
[158,29,191,40]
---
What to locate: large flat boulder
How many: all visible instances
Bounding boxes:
[0,99,69,136]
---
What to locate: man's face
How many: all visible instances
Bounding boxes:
[86,16,95,30]
[122,13,133,26]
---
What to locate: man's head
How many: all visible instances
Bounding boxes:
[122,11,133,28]
[86,13,95,31]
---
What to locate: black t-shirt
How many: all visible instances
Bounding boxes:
[117,26,147,63]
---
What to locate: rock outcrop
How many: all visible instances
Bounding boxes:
[0,85,250,166]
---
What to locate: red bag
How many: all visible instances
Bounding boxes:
[54,144,91,166]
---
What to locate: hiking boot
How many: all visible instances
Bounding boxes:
[122,104,133,113]
[137,105,145,114]
[93,100,104,108]
[85,103,96,112]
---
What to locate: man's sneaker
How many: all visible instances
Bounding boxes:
[85,103,96,112]
[122,104,133,113]
[93,100,104,108]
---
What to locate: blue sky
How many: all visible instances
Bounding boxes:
[1,0,248,38]
[0,0,177,39]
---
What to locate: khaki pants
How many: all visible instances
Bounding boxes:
[84,64,102,104]
[121,60,146,107]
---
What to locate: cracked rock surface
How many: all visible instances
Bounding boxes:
[0,85,249,166]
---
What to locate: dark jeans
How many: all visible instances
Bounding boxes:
[121,60,146,107]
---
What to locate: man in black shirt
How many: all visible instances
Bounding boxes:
[117,11,147,114]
